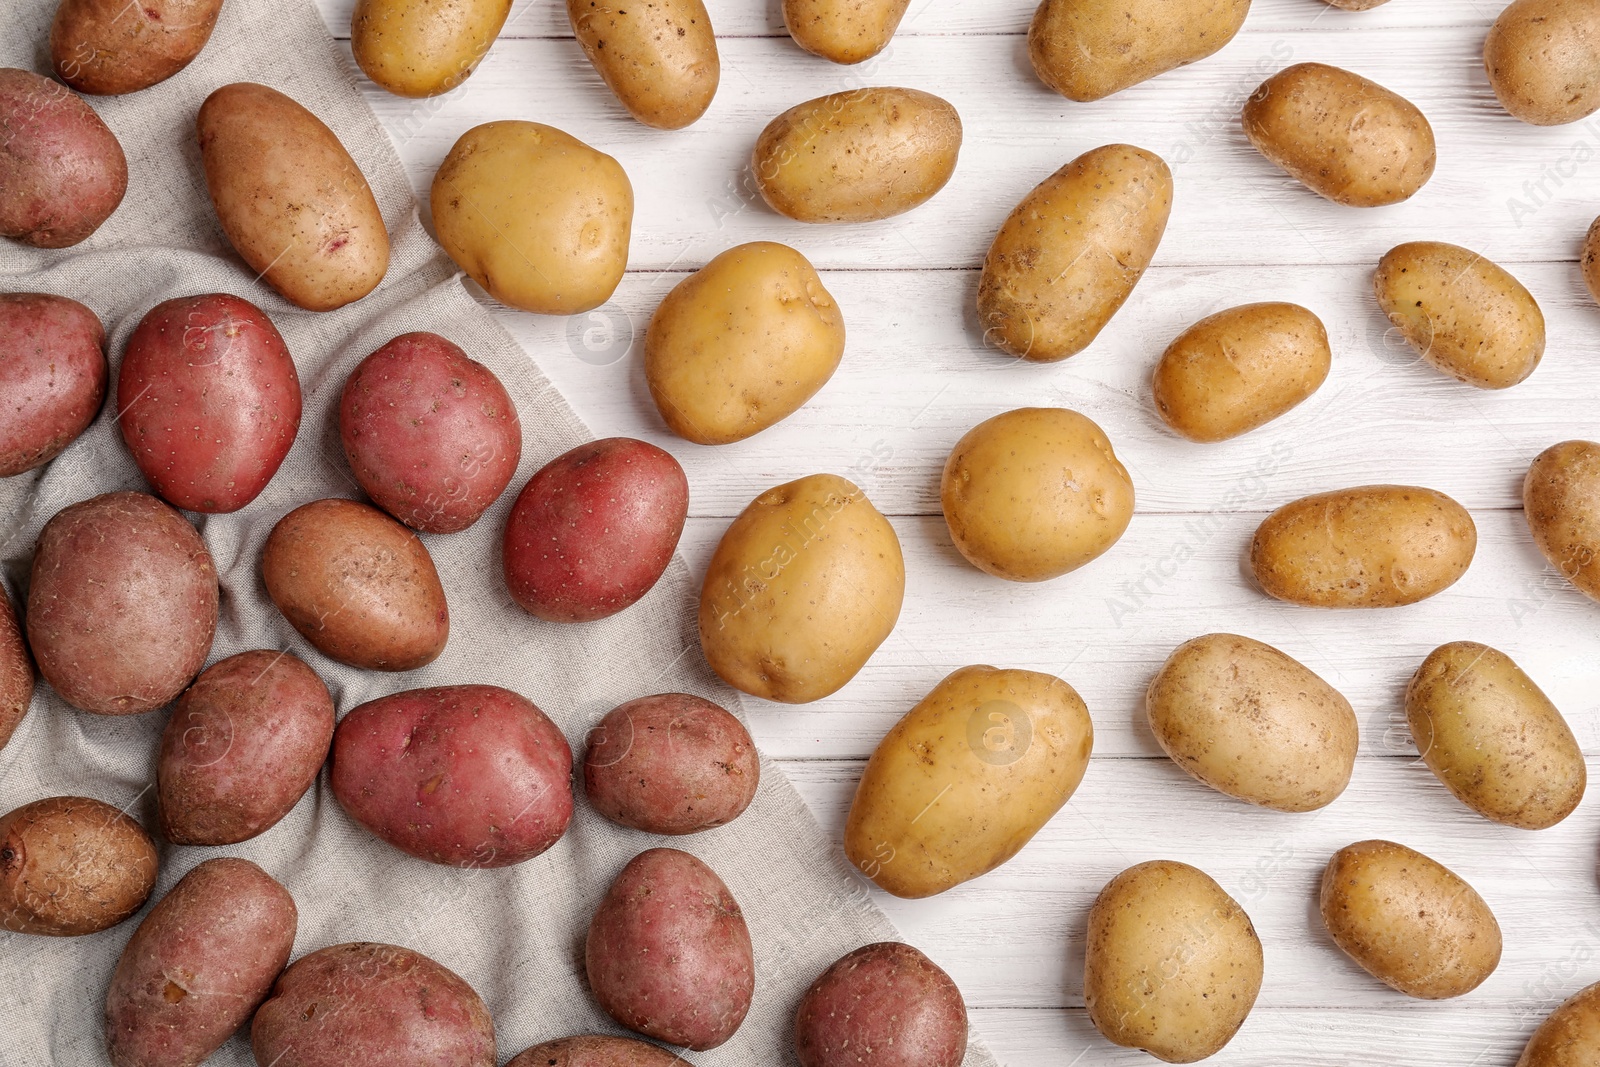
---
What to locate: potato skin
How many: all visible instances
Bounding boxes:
[1249,485,1476,608]
[586,848,754,1050]
[1028,0,1250,102]
[157,650,335,846]
[28,491,218,714]
[1319,839,1501,999]
[198,83,389,312]
[51,0,222,96]
[699,474,904,704]
[977,145,1172,362]
[0,796,158,936]
[1242,63,1435,207]
[794,942,967,1067]
[783,0,909,64]
[1485,0,1600,126]
[507,1035,686,1067]
[1084,860,1262,1063]
[0,292,107,477]
[845,666,1093,899]
[352,0,512,98]
[1524,440,1600,601]
[0,68,127,248]
[0,587,30,752]
[104,858,296,1067]
[752,87,961,223]
[645,241,845,445]
[569,0,719,128]
[1517,981,1600,1067]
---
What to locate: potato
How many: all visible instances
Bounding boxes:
[1319,839,1501,999]
[569,0,718,128]
[352,0,511,98]
[503,438,687,622]
[977,145,1172,362]
[1153,302,1330,442]
[1028,0,1250,102]
[941,407,1134,583]
[586,847,754,1050]
[157,650,335,846]
[1146,634,1357,813]
[433,121,633,315]
[794,942,967,1067]
[0,68,127,247]
[0,292,106,477]
[783,0,909,64]
[0,587,29,752]
[507,1036,686,1067]
[699,473,903,703]
[583,693,759,835]
[198,83,389,312]
[119,293,302,513]
[340,331,522,534]
[1084,860,1262,1063]
[845,666,1093,899]
[1249,485,1476,608]
[1485,0,1600,126]
[0,796,158,936]
[752,87,961,223]
[51,0,222,95]
[1242,63,1435,207]
[104,858,296,1067]
[1584,216,1600,306]
[1524,440,1600,601]
[1517,980,1600,1067]
[644,241,845,445]
[28,491,218,714]
[252,942,495,1067]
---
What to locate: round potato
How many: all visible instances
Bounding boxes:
[645,241,844,445]
[941,407,1134,583]
[433,121,633,315]
[795,942,967,1067]
[1249,485,1476,608]
[1242,62,1435,207]
[508,1035,686,1067]
[1028,0,1250,102]
[1517,980,1600,1067]
[977,144,1172,362]
[1084,860,1262,1063]
[0,587,29,753]
[569,0,718,128]
[51,0,222,95]
[1524,440,1600,602]
[699,473,903,703]
[752,87,961,223]
[783,0,909,64]
[1320,839,1501,999]
[1485,0,1600,126]
[0,292,106,477]
[0,796,158,937]
[0,68,127,247]
[352,0,512,98]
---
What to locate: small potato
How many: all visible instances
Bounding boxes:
[0,292,106,477]
[795,942,966,1067]
[1524,440,1600,601]
[1146,633,1358,812]
[433,121,633,315]
[1242,63,1435,207]
[1153,302,1330,442]
[1485,0,1600,126]
[51,0,222,95]
[1028,0,1251,102]
[977,145,1172,362]
[1249,485,1476,608]
[157,650,335,846]
[0,796,158,936]
[198,83,389,312]
[1320,839,1501,999]
[508,1036,686,1067]
[1084,860,1262,1063]
[586,847,754,1050]
[645,242,845,445]
[783,0,909,64]
[352,0,512,98]
[104,858,296,1067]
[28,491,218,715]
[1517,980,1600,1067]
[0,68,127,247]
[0,588,29,752]
[941,407,1134,583]
[1584,216,1600,306]
[752,87,961,223]
[569,0,719,128]
[340,331,522,534]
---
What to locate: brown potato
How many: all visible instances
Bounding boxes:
[0,796,158,936]
[0,68,127,247]
[794,942,967,1067]
[507,1035,686,1067]
[1485,0,1600,126]
[0,587,29,752]
[1524,440,1600,602]
[51,0,223,95]
[1517,980,1600,1067]
[783,0,910,64]
[0,293,107,477]
[352,0,512,98]
[1584,216,1600,307]
[569,0,719,128]
[1028,0,1251,102]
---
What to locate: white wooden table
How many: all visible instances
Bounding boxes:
[314,1,1600,1062]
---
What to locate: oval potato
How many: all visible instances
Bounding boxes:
[1028,0,1251,102]
[0,587,29,752]
[1517,980,1600,1067]
[0,796,158,936]
[51,0,222,95]
[507,1035,687,1067]
[784,0,909,64]
[794,942,967,1067]
[1524,440,1600,602]
[569,0,718,128]
[352,0,512,98]
[0,67,127,247]
[0,292,106,477]
[1485,0,1600,126]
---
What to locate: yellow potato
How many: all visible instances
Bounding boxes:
[1517,980,1600,1067]
[1084,860,1262,1063]
[751,87,961,223]
[352,0,511,98]
[941,407,1134,582]
[977,144,1172,362]
[568,0,719,129]
[1242,62,1435,207]
[1146,633,1358,813]
[698,474,903,703]
[1485,0,1600,126]
[1406,641,1585,830]
[1250,485,1476,608]
[844,665,1093,898]
[1153,302,1330,442]
[1320,840,1501,999]
[783,0,909,64]
[1524,440,1600,601]
[645,242,844,444]
[1028,0,1251,102]
[432,121,633,315]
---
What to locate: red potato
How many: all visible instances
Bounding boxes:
[794,942,968,1067]
[507,1035,687,1066]
[340,332,522,534]
[0,68,127,247]
[0,293,107,476]
[28,492,218,714]
[0,795,158,936]
[0,587,32,752]
[504,438,688,622]
[104,858,297,1067]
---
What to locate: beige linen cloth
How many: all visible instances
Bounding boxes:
[0,1,1000,1064]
